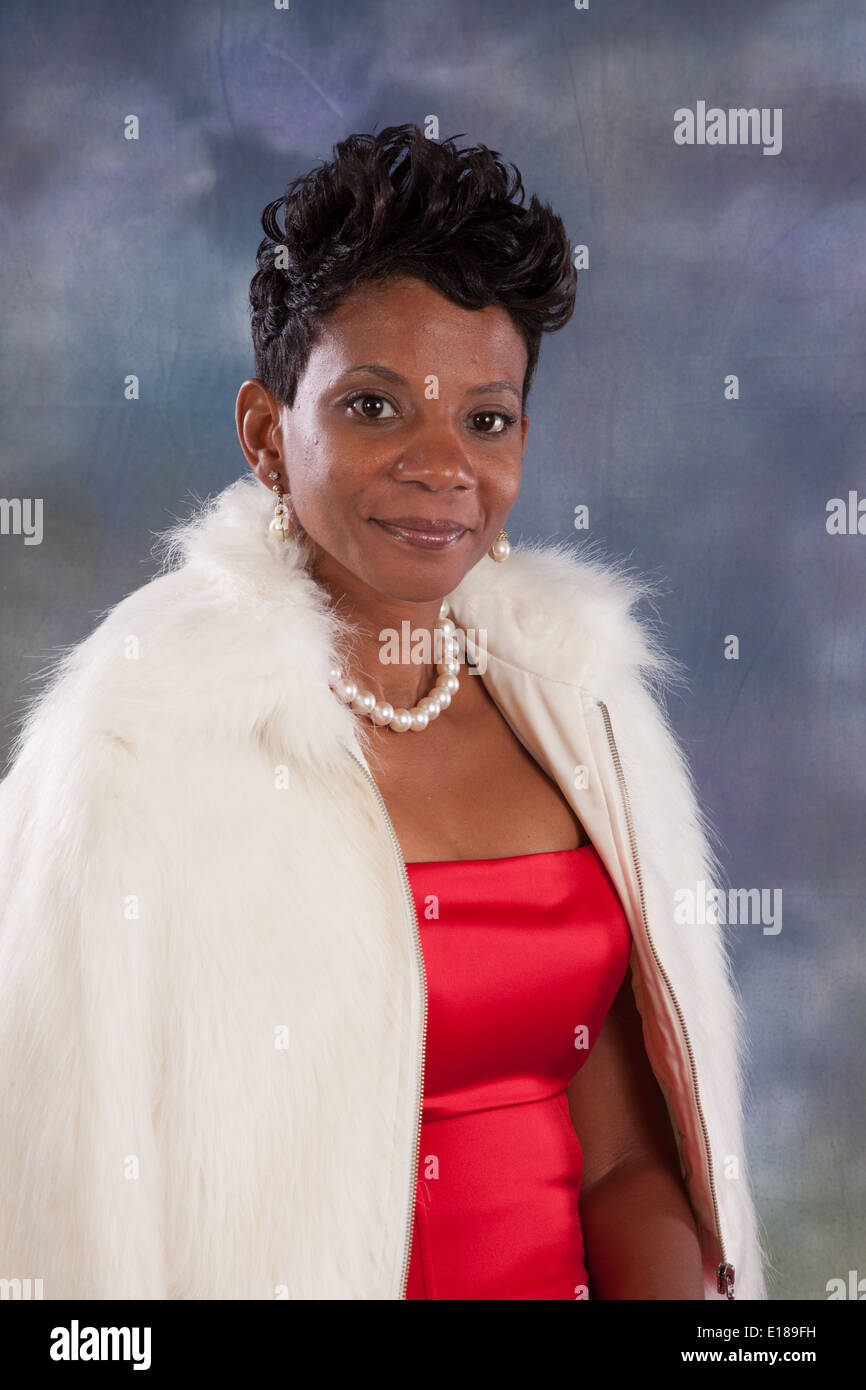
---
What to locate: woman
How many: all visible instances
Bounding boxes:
[0,124,766,1300]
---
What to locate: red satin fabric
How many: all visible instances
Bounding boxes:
[403,845,632,1301]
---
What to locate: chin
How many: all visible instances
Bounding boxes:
[360,561,466,605]
[351,536,475,596]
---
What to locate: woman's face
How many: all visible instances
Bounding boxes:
[259,274,529,604]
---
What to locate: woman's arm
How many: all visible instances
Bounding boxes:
[567,967,705,1299]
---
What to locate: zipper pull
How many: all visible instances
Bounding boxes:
[717,1262,735,1299]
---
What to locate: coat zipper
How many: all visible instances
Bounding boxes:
[345,744,427,1301]
[598,700,735,1301]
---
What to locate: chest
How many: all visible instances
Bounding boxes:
[362,676,589,864]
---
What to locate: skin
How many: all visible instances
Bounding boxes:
[236,274,705,1299]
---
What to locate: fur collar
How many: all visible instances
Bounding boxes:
[12,471,680,780]
[92,474,679,760]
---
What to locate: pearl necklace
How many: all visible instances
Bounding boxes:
[328,601,461,732]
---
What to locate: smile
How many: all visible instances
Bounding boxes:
[371,519,469,550]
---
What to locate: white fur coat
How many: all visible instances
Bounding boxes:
[0,472,768,1300]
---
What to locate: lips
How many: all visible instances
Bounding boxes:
[371,516,470,550]
[375,517,471,531]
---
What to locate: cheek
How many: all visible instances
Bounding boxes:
[289,452,340,514]
[289,458,373,550]
[492,463,522,510]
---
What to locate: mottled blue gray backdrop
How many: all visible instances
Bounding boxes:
[1,0,863,1300]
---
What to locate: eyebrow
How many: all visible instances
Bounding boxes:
[341,363,522,404]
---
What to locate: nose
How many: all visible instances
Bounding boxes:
[391,418,476,489]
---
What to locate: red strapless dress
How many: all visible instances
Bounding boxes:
[403,844,632,1301]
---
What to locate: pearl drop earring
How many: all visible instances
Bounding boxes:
[268,471,295,540]
[488,527,510,562]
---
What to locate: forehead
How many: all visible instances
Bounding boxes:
[306,275,527,381]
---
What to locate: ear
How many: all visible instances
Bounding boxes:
[236,379,285,488]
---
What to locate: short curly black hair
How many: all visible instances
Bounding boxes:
[249,123,577,414]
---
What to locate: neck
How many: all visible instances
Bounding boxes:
[311,557,451,715]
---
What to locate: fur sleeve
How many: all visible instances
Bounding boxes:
[0,677,167,1298]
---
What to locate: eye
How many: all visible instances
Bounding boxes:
[347,392,397,420]
[471,410,519,434]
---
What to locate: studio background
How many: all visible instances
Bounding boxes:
[1,0,863,1300]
